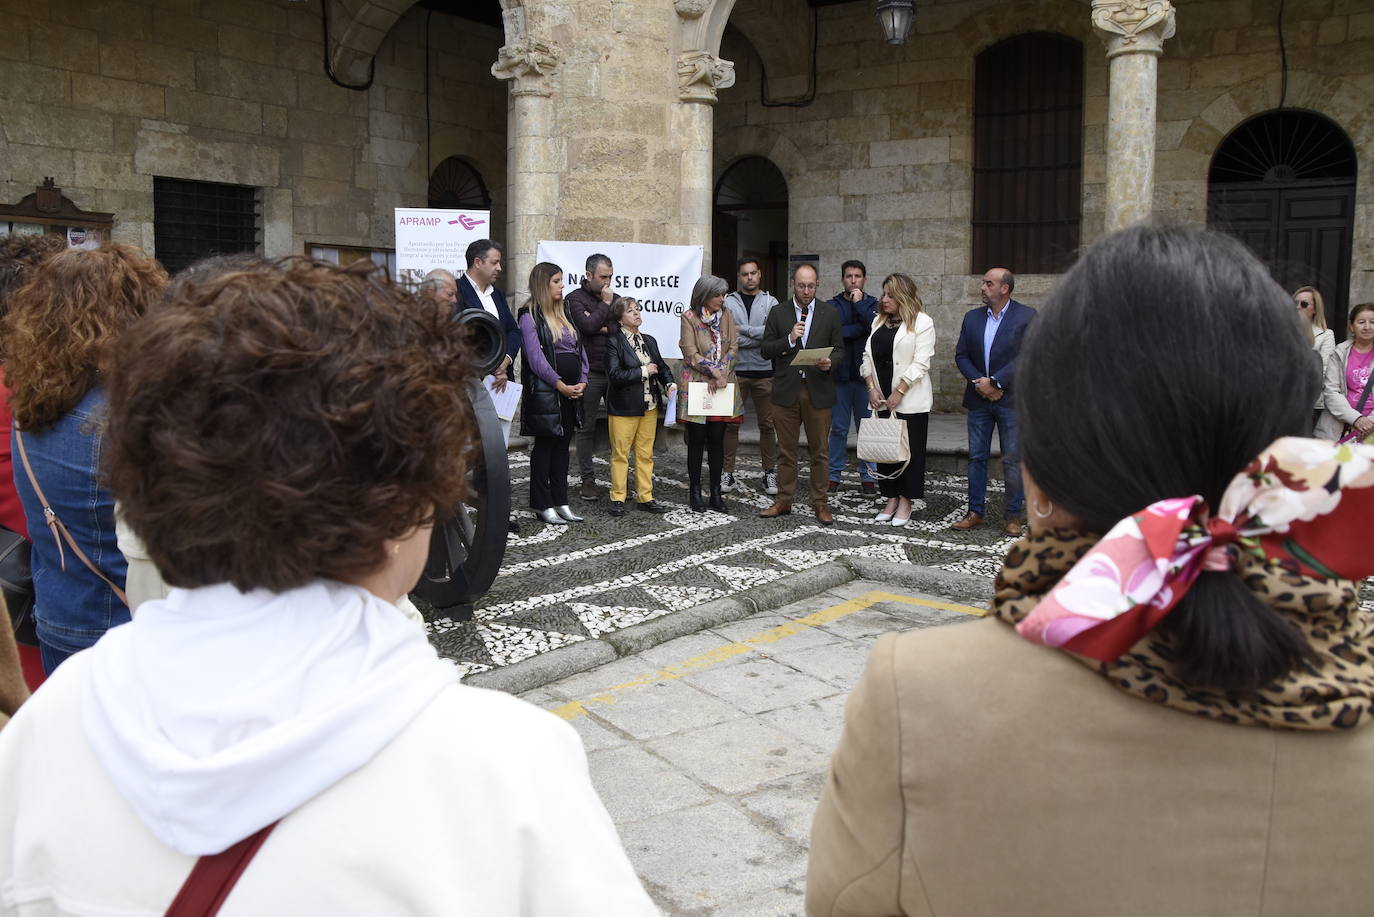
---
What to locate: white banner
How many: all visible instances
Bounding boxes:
[394,208,492,287]
[535,240,703,359]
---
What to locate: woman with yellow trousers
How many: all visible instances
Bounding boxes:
[605,298,676,516]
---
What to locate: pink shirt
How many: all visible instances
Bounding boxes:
[1346,347,1374,415]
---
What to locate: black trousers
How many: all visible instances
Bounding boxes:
[685,420,725,489]
[876,410,929,501]
[530,353,582,510]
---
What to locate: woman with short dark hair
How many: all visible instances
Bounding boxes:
[2,244,167,673]
[808,224,1374,915]
[605,297,675,516]
[0,257,656,913]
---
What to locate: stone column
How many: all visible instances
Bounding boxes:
[675,51,735,272]
[492,37,561,300]
[1092,0,1177,232]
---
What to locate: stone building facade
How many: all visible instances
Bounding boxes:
[0,0,1369,409]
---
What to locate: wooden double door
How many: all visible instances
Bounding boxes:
[1208,179,1355,341]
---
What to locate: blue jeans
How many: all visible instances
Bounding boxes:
[966,400,1024,518]
[828,380,873,483]
[13,387,129,673]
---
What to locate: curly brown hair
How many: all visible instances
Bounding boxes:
[104,256,476,593]
[1,243,168,431]
[0,233,65,315]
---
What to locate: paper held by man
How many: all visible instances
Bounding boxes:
[687,382,736,416]
[791,347,833,367]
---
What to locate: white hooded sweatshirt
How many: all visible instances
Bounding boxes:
[0,581,658,916]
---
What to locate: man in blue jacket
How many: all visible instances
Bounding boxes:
[455,238,520,391]
[825,260,877,494]
[952,267,1035,535]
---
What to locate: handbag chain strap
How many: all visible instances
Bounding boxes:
[14,427,128,608]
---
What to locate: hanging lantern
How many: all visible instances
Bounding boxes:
[874,0,916,45]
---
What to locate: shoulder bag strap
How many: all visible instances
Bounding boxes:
[14,428,129,608]
[164,822,278,917]
[1356,368,1374,415]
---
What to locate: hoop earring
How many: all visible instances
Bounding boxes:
[1031,497,1054,520]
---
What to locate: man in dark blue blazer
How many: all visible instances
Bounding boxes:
[455,238,520,390]
[952,267,1036,535]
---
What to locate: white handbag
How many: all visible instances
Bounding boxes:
[857,415,910,479]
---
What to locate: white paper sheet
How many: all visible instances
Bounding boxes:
[687,382,735,416]
[791,347,833,367]
[484,376,522,421]
[662,385,678,425]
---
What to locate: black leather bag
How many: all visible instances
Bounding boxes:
[0,524,34,643]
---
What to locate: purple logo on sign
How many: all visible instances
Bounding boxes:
[448,215,487,230]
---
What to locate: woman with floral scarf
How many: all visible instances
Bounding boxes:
[807,224,1374,916]
[678,275,742,513]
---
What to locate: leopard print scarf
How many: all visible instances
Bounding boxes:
[992,529,1374,731]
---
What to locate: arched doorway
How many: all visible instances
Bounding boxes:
[1207,110,1357,338]
[428,156,492,211]
[713,156,788,293]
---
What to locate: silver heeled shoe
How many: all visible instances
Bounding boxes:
[537,508,569,525]
[874,511,894,523]
[554,504,584,522]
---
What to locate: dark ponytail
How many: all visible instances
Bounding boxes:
[1019,224,1319,692]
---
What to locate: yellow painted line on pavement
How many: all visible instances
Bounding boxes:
[550,591,984,721]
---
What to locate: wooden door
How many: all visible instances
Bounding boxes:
[1208,180,1354,340]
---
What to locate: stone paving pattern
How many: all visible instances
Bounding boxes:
[420,434,1374,679]
[421,439,1023,678]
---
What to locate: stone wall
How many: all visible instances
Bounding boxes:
[713,0,1372,411]
[0,0,507,265]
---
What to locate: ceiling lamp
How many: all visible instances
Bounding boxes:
[874,0,915,45]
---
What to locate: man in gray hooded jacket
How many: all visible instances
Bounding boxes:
[722,256,779,495]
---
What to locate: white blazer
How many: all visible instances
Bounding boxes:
[859,311,936,414]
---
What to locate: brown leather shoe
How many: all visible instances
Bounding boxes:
[758,502,792,518]
[950,512,984,531]
[814,502,834,526]
[1005,517,1024,537]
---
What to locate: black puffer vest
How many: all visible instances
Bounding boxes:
[519,304,585,439]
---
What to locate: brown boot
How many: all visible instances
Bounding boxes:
[950,512,984,531]
[813,502,834,526]
[758,502,792,518]
[1005,517,1024,536]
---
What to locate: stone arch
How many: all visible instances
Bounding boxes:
[950,0,1095,59]
[327,0,527,85]
[1187,72,1373,161]
[1190,72,1374,306]
[713,126,806,194]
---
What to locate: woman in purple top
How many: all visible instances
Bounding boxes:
[518,262,589,525]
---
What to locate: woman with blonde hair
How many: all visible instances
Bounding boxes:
[859,273,935,527]
[519,261,589,525]
[1,244,167,673]
[1294,286,1335,428]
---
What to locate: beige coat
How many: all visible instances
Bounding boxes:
[807,617,1374,917]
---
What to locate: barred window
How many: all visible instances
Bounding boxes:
[972,32,1083,274]
[153,177,259,275]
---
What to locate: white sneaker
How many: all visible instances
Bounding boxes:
[763,470,778,495]
[720,472,736,493]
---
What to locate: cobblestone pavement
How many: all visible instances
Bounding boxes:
[421,441,1023,678]
[421,441,1374,680]
[520,578,984,916]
